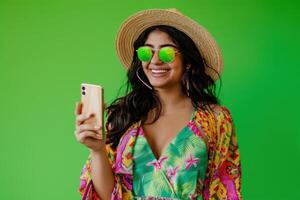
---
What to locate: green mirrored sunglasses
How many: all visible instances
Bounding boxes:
[136,46,180,63]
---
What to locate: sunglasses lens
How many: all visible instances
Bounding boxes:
[137,47,152,62]
[159,47,175,63]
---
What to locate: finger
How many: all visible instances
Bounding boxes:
[75,101,83,115]
[77,131,102,142]
[76,113,94,125]
[76,124,102,134]
[75,129,100,139]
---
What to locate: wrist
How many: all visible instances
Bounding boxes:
[90,146,107,156]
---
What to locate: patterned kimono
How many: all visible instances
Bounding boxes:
[79,106,243,200]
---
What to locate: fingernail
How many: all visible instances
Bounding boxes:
[94,125,101,129]
[96,134,102,139]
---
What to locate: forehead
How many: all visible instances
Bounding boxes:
[144,30,176,46]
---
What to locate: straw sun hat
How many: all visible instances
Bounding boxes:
[115,8,223,81]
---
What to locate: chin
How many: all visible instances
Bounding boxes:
[149,79,168,87]
[150,81,178,90]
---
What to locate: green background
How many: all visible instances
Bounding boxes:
[0,0,299,199]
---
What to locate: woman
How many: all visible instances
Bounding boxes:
[75,9,242,200]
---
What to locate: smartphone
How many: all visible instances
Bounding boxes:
[80,83,105,141]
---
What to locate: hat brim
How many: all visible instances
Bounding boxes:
[115,9,223,81]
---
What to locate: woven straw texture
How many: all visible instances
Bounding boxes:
[116,9,223,81]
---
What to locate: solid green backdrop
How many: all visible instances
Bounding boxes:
[0,0,299,199]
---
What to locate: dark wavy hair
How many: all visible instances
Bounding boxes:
[106,25,222,148]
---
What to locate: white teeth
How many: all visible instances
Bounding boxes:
[151,69,169,73]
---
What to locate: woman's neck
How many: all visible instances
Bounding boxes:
[155,87,193,115]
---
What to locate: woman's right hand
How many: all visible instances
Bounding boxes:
[74,102,106,153]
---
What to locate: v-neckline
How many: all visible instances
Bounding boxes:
[139,108,196,161]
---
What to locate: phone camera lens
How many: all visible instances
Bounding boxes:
[82,91,86,95]
[82,86,85,90]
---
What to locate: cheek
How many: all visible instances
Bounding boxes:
[170,62,185,76]
[141,62,149,69]
[171,56,185,74]
[142,63,150,75]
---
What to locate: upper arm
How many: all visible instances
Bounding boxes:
[203,105,243,200]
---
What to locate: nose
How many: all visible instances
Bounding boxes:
[150,50,163,65]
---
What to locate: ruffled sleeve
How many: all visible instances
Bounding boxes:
[203,106,243,200]
[78,144,123,200]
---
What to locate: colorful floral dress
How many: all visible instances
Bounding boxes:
[133,110,208,199]
[78,106,243,200]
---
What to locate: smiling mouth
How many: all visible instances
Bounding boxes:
[151,69,170,73]
[149,68,170,77]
